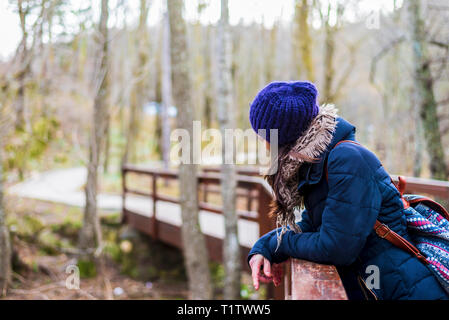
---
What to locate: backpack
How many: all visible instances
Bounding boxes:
[327,140,449,294]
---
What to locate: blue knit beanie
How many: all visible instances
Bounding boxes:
[249,81,319,147]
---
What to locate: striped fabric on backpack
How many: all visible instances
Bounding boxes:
[403,195,449,294]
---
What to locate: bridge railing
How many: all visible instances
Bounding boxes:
[121,164,283,297]
[121,164,449,300]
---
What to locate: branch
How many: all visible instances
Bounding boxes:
[429,40,449,49]
[369,35,406,83]
[331,36,365,101]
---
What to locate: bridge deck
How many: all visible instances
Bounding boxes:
[124,195,259,249]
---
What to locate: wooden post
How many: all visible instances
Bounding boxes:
[152,173,158,239]
[257,184,272,236]
[203,181,209,203]
[284,259,292,300]
[121,167,127,223]
[246,189,252,211]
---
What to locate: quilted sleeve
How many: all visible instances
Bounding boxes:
[247,209,314,265]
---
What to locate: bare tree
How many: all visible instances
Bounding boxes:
[12,0,36,131]
[408,0,447,180]
[217,0,240,299]
[79,0,109,253]
[293,0,315,81]
[167,0,212,300]
[319,1,345,103]
[123,0,150,164]
[0,122,11,296]
[161,11,172,170]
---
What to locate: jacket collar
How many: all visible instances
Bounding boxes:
[298,117,356,190]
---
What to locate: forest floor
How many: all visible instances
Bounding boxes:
[3,242,189,300]
[3,167,260,300]
[2,197,189,300]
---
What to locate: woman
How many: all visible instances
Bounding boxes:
[247,81,448,300]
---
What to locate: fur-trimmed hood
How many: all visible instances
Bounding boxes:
[298,114,357,190]
[266,104,338,240]
[266,105,358,246]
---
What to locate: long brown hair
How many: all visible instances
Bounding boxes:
[264,145,319,236]
[260,104,338,247]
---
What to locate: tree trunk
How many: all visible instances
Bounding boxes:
[408,0,447,180]
[79,0,109,253]
[15,0,29,131]
[123,0,149,164]
[167,0,212,300]
[217,0,240,300]
[323,21,335,103]
[0,146,11,297]
[293,0,314,81]
[161,11,172,170]
[103,118,111,174]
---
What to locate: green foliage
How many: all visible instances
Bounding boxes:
[4,116,60,179]
[209,262,225,290]
[104,226,186,282]
[100,212,121,226]
[77,259,97,278]
[8,214,45,240]
[37,229,72,255]
[50,217,82,240]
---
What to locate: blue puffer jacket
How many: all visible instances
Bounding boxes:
[249,117,448,300]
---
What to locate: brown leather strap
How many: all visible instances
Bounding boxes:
[374,220,428,265]
[327,140,428,265]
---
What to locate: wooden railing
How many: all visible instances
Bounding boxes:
[121,164,449,300]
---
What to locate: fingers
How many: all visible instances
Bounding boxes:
[250,255,278,290]
[251,255,264,290]
[258,274,273,283]
[263,258,271,278]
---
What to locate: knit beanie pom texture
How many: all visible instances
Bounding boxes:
[249,81,319,147]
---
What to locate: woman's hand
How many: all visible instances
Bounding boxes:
[249,254,283,290]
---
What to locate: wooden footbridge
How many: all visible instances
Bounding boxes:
[121,164,449,300]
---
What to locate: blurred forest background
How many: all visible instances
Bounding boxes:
[0,0,448,300]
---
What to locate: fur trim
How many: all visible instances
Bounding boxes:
[283,104,338,180]
[265,104,338,249]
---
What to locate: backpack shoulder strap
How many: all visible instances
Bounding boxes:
[373,220,428,265]
[325,140,429,265]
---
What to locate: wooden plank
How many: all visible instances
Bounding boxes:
[391,175,449,199]
[124,189,152,197]
[289,259,348,300]
[198,202,259,222]
[124,209,251,267]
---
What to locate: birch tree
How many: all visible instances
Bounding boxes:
[14,0,30,131]
[123,0,150,164]
[79,0,109,253]
[217,0,240,299]
[167,0,212,300]
[161,11,172,170]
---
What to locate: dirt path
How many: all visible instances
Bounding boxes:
[8,167,122,211]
